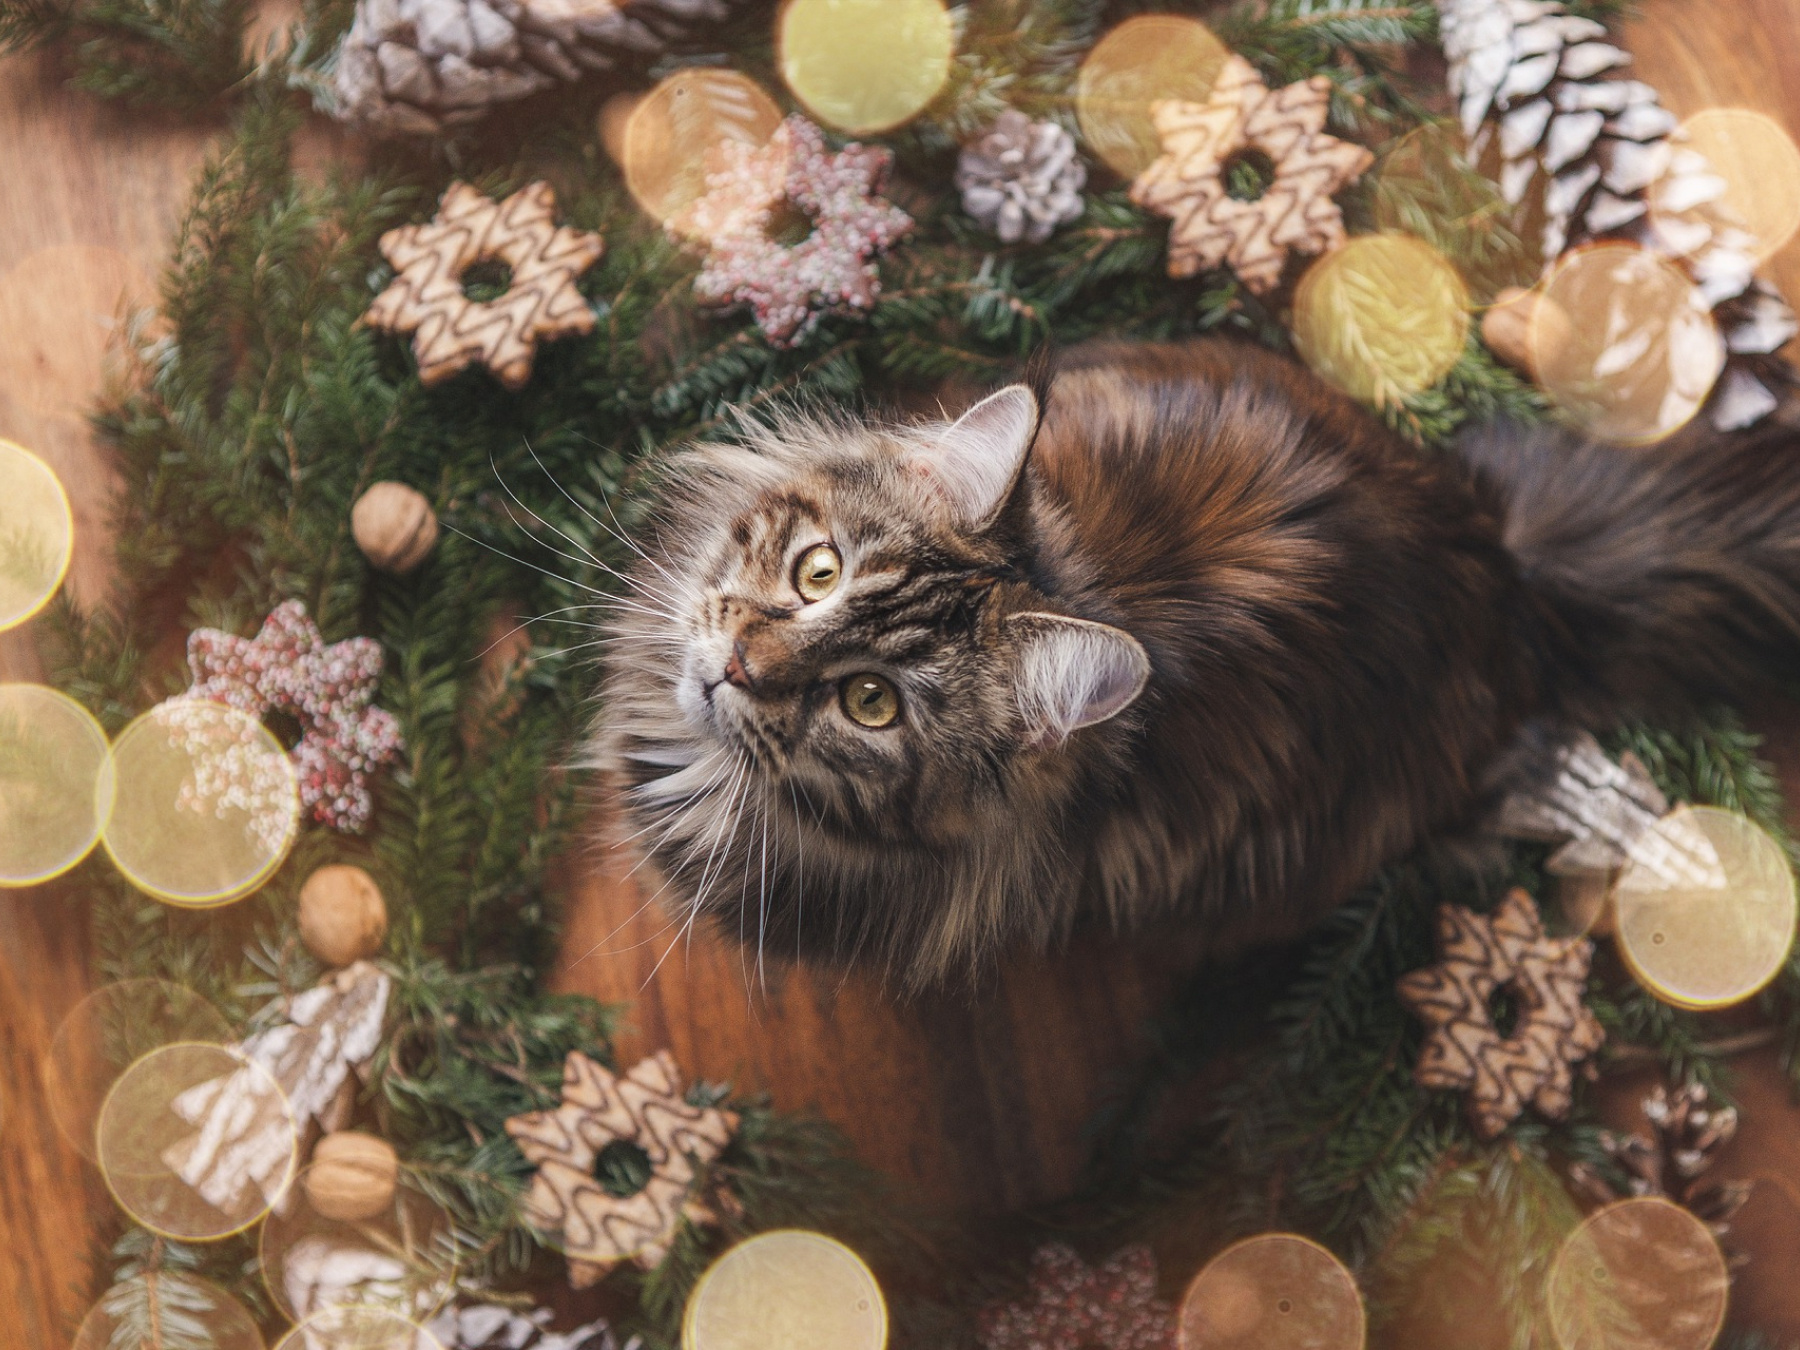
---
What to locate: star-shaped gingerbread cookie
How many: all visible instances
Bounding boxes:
[1131,55,1373,293]
[363,181,604,389]
[1397,888,1605,1139]
[505,1050,737,1286]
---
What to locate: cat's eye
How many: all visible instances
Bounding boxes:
[795,544,842,601]
[840,674,900,728]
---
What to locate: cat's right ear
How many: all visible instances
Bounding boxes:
[910,385,1039,529]
[1004,612,1150,747]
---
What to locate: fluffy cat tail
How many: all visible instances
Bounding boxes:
[1457,414,1800,720]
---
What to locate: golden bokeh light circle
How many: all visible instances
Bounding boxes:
[1177,1233,1365,1350]
[102,697,300,907]
[273,1306,445,1350]
[1547,1198,1728,1350]
[0,682,110,885]
[44,978,232,1162]
[683,1229,887,1350]
[1291,235,1471,407]
[0,439,75,634]
[97,1041,299,1241]
[1613,805,1797,1010]
[1535,242,1724,445]
[1076,15,1230,180]
[622,69,785,234]
[777,0,955,136]
[1667,108,1800,262]
[263,1164,459,1324]
[74,1273,265,1350]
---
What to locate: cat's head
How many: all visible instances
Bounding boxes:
[595,386,1149,982]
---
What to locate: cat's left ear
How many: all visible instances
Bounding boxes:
[911,385,1038,529]
[1004,612,1150,746]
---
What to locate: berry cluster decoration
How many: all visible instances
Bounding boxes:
[184,600,404,832]
[675,113,913,346]
[979,1244,1175,1350]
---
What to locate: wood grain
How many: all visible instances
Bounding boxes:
[554,837,1189,1213]
[0,46,226,1350]
[2,1,1800,1344]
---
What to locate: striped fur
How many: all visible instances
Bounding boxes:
[591,339,1800,989]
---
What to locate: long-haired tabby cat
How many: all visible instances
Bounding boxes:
[594,340,1800,988]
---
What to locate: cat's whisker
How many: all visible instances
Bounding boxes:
[688,755,754,921]
[478,451,683,617]
[474,604,614,660]
[524,437,679,585]
[737,792,769,1003]
[492,456,688,620]
[440,521,615,598]
[787,779,806,967]
[648,824,730,993]
[616,754,736,856]
[551,636,677,660]
[489,452,612,572]
[573,765,741,968]
[496,500,676,612]
[573,832,709,965]
[643,754,746,914]
[756,796,773,996]
[495,496,679,613]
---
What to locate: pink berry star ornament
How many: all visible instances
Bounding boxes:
[184,600,403,832]
[979,1244,1175,1350]
[673,114,913,347]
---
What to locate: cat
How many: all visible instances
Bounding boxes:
[592,339,1800,988]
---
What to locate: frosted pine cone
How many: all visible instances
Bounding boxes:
[1436,0,1795,428]
[330,0,746,136]
[955,110,1086,245]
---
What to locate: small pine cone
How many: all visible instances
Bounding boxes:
[1583,1081,1752,1255]
[956,110,1086,245]
[330,0,747,136]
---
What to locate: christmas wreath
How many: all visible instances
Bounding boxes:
[3,0,1798,1346]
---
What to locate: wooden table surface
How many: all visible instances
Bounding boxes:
[5,3,1800,1345]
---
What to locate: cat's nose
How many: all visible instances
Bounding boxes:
[722,640,754,690]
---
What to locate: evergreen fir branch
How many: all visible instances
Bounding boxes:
[0,0,72,51]
[1353,124,1536,303]
[0,0,256,111]
[1214,0,1439,133]
[629,1100,938,1348]
[1383,339,1546,448]
[1610,714,1790,840]
[895,0,1102,154]
[1611,714,1800,1093]
[1367,1144,1584,1350]
[1258,0,1436,47]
